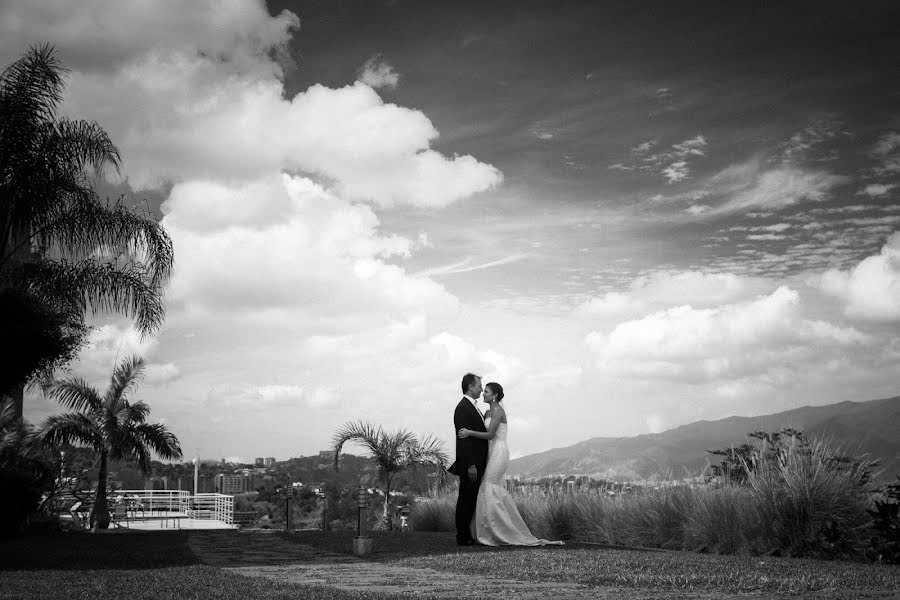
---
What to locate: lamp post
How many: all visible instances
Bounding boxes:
[285,488,294,532]
[399,504,411,532]
[193,452,199,495]
[352,484,373,556]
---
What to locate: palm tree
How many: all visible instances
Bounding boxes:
[0,45,174,417]
[332,421,448,530]
[40,356,182,530]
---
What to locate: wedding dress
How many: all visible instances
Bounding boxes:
[471,417,564,546]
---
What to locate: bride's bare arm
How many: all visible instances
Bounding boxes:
[458,407,505,440]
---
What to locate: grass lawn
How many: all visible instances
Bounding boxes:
[0,531,412,600]
[1,566,394,600]
[291,530,900,597]
[2,529,899,599]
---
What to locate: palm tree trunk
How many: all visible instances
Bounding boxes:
[92,451,110,530]
[382,473,394,530]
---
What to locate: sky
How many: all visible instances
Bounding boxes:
[4,0,900,462]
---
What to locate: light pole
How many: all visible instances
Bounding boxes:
[193,451,199,496]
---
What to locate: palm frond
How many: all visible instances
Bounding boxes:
[36,195,173,287]
[40,412,100,449]
[49,117,120,176]
[330,420,449,489]
[106,356,146,406]
[331,420,382,472]
[0,44,66,137]
[12,258,166,336]
[131,422,182,463]
[406,434,450,469]
[121,400,151,425]
[48,378,101,412]
[403,433,450,486]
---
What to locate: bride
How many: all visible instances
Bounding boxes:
[458,382,564,547]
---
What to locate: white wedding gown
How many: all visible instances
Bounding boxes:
[471,417,564,546]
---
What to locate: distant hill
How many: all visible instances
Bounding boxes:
[507,395,900,482]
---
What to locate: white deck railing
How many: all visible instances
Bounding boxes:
[115,489,234,525]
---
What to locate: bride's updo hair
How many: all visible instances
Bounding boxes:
[485,382,504,402]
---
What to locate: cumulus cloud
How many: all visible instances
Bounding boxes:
[358,54,400,89]
[818,232,900,321]
[418,332,524,386]
[0,0,299,75]
[68,73,501,207]
[584,287,868,384]
[0,2,501,208]
[163,174,459,317]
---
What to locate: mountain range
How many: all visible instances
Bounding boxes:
[507,395,900,483]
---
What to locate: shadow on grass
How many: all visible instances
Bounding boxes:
[0,531,200,571]
[288,529,587,561]
[2,529,605,572]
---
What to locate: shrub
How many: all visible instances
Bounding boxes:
[0,400,55,536]
[409,497,454,532]
[868,476,900,564]
[682,484,759,554]
[745,437,875,558]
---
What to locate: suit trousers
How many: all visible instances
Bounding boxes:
[455,470,482,543]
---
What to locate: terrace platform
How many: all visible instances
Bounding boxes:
[124,516,235,530]
[66,490,238,531]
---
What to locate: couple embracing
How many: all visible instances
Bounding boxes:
[449,373,564,547]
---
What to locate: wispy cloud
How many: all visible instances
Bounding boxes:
[859,183,896,197]
[615,134,707,184]
[872,131,900,175]
[781,115,844,162]
[413,254,528,277]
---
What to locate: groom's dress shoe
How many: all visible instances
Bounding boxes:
[457,539,475,546]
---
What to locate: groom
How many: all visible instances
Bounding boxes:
[448,372,488,546]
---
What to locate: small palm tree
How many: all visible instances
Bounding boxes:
[0,45,174,417]
[332,421,448,530]
[41,356,182,529]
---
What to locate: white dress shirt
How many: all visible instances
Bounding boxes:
[464,394,485,424]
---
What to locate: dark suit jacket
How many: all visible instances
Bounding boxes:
[448,397,488,476]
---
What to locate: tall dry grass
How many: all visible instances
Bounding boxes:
[743,437,876,557]
[410,436,880,559]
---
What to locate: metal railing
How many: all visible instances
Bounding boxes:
[114,490,233,525]
[188,493,234,525]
